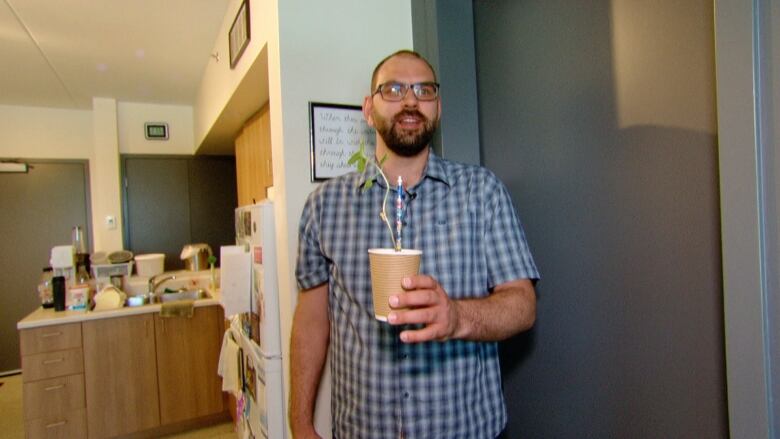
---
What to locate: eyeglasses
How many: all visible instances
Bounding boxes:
[372,82,440,102]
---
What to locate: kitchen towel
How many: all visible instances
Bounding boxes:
[159,300,194,318]
[218,329,241,396]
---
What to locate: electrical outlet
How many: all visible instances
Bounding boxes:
[105,215,117,230]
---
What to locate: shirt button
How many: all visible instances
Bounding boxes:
[404,391,410,398]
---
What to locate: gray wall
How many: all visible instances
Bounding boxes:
[472,1,727,437]
[412,0,481,165]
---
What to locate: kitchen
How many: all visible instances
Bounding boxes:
[0,0,776,439]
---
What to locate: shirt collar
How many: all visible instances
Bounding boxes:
[357,147,451,189]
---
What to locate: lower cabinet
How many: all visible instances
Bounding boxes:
[22,306,225,439]
[82,314,160,439]
[20,322,86,439]
[155,306,225,424]
[79,306,224,438]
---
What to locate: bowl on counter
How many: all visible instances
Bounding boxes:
[126,295,149,307]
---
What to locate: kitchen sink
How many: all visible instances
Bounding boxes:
[155,289,211,303]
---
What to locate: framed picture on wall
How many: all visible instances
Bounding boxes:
[308,102,376,181]
[229,0,250,69]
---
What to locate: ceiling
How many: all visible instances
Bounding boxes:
[0,0,229,110]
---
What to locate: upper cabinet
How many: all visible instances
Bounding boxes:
[235,104,273,206]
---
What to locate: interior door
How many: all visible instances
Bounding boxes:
[123,156,191,270]
[0,161,90,373]
[123,155,236,270]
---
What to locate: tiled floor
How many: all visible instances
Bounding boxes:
[0,373,235,439]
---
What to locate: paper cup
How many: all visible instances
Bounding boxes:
[368,248,422,321]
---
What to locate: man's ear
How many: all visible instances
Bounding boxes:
[363,95,375,128]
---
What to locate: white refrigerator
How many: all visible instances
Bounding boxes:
[221,201,286,439]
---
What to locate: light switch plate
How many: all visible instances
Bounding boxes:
[105,215,117,230]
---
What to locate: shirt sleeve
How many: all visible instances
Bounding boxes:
[295,192,330,291]
[483,175,540,289]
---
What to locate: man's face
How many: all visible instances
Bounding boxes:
[365,55,441,157]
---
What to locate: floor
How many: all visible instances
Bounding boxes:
[0,373,235,439]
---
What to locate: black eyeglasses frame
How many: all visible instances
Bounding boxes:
[371,81,441,102]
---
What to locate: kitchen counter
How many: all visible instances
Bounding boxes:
[17,289,221,330]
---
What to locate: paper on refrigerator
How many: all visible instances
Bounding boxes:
[220,245,251,316]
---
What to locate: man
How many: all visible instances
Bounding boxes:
[291,50,539,439]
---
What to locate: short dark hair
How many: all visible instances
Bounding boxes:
[370,50,438,92]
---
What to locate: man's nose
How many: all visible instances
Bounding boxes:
[402,87,419,107]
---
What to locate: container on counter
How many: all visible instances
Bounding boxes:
[52,275,66,311]
[135,253,165,277]
[67,264,92,311]
[37,267,54,308]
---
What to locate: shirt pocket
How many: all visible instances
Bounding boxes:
[429,212,485,300]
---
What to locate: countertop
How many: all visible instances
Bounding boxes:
[17,289,222,330]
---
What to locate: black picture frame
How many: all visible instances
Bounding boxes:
[229,0,250,69]
[308,102,376,181]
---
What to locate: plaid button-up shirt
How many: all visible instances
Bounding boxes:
[296,149,539,439]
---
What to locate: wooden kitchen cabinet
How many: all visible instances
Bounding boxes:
[154,305,225,425]
[235,103,273,206]
[82,314,160,439]
[20,322,86,439]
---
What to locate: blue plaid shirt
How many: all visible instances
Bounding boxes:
[296,149,539,439]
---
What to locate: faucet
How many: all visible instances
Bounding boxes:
[148,274,176,302]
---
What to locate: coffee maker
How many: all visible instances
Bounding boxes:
[50,245,75,285]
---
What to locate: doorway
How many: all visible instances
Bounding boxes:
[0,160,91,373]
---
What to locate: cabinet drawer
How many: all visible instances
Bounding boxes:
[20,323,82,356]
[25,407,87,439]
[22,348,84,382]
[23,374,85,420]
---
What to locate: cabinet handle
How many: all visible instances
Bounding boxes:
[44,384,65,391]
[42,358,64,365]
[41,331,62,338]
[45,420,67,429]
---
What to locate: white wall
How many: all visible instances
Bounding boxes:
[0,104,92,159]
[194,0,276,149]
[0,100,198,252]
[118,102,194,154]
[271,2,413,437]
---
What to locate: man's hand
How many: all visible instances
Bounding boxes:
[387,274,462,343]
[387,276,537,343]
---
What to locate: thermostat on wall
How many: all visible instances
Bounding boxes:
[144,122,169,140]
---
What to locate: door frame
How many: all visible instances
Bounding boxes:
[715,0,778,437]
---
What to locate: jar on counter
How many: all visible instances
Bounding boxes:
[37,267,54,308]
[67,264,93,311]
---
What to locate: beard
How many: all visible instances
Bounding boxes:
[373,109,438,157]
